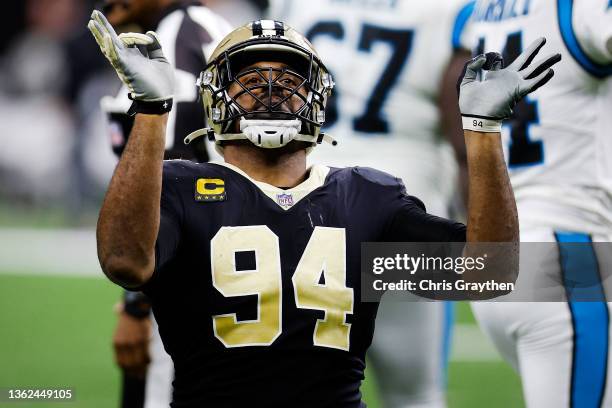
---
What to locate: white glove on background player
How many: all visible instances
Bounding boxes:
[458,37,561,132]
[88,10,174,113]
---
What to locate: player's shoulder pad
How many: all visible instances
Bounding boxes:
[163,159,198,177]
[330,166,427,211]
[162,160,227,181]
[332,166,404,187]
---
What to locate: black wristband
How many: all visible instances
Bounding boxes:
[127,98,173,116]
[123,291,152,319]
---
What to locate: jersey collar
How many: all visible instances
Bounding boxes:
[212,161,330,210]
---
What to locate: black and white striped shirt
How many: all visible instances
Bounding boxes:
[102,2,232,162]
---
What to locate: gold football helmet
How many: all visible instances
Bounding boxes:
[185,20,336,153]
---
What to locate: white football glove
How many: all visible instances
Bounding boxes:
[88,10,174,113]
[458,37,561,132]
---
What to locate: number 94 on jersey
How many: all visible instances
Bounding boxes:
[210,225,354,351]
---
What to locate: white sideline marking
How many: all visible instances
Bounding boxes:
[0,228,101,277]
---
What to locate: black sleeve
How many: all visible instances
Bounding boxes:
[383,184,467,243]
[135,165,185,295]
[381,181,469,301]
[154,168,184,274]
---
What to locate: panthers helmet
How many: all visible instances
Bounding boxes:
[185,20,336,154]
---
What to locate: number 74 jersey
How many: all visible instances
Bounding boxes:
[464,0,612,234]
[140,160,465,407]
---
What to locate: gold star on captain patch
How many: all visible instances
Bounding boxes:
[195,178,226,202]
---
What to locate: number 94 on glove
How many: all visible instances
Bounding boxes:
[458,37,561,133]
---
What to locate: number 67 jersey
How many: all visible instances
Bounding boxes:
[139,160,465,407]
[464,0,612,234]
[268,0,474,217]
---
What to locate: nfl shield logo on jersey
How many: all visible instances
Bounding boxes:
[276,193,294,208]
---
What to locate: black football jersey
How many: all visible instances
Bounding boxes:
[141,160,466,407]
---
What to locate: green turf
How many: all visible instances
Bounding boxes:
[0,274,121,407]
[448,362,524,408]
[0,274,523,407]
[454,301,477,324]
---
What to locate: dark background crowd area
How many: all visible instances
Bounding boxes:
[0,0,267,226]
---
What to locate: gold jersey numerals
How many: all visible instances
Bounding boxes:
[210,225,353,350]
[292,227,353,350]
[211,226,282,347]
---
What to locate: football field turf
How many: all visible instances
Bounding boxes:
[0,274,524,407]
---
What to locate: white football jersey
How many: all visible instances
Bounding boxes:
[464,0,612,234]
[268,0,475,216]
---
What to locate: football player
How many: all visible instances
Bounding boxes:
[98,1,231,407]
[89,11,556,406]
[464,0,612,406]
[265,1,475,406]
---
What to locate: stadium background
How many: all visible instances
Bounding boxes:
[0,0,524,406]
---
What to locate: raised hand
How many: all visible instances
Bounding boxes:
[458,37,561,132]
[88,10,174,112]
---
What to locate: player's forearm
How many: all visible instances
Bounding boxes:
[464,130,518,243]
[461,130,519,298]
[97,114,167,287]
[457,40,557,236]
[454,44,556,298]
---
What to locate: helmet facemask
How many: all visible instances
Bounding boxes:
[206,48,330,149]
[224,51,318,123]
[187,23,336,154]
[225,57,317,148]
